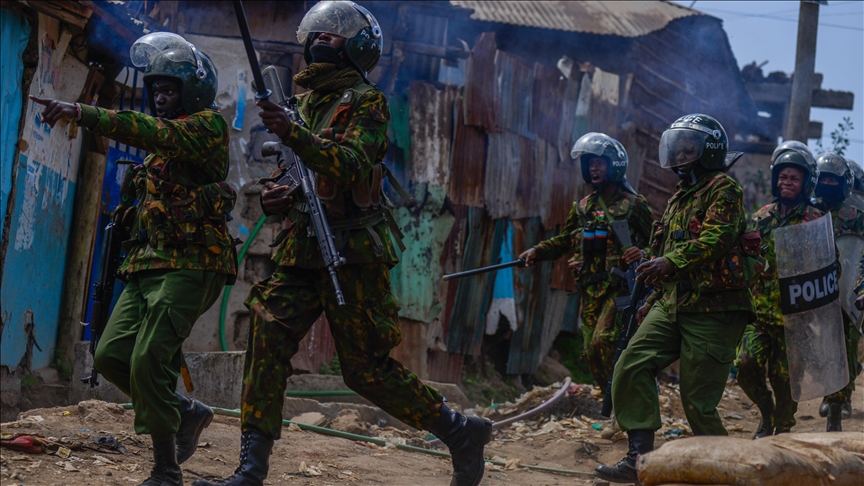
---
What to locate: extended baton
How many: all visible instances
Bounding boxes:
[442,259,526,281]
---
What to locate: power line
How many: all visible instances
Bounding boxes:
[697,6,864,31]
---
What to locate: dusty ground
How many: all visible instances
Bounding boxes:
[2,373,862,486]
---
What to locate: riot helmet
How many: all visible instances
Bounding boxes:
[659,114,735,171]
[571,132,636,194]
[131,32,218,116]
[815,152,853,202]
[848,159,863,192]
[297,1,383,79]
[769,140,818,201]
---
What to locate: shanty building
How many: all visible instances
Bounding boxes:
[5,1,848,414]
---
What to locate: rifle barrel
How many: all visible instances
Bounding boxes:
[442,259,526,281]
[232,0,270,100]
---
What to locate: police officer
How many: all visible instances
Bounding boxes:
[595,114,760,483]
[812,153,864,431]
[519,132,654,394]
[195,3,489,486]
[32,33,235,486]
[735,141,822,439]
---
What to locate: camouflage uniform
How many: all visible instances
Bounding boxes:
[816,200,864,405]
[533,188,654,391]
[611,171,757,435]
[735,201,822,431]
[241,71,443,440]
[83,105,236,436]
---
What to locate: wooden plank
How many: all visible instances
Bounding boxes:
[811,89,854,110]
[20,0,89,28]
[746,83,854,110]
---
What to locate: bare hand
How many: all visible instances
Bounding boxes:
[636,304,650,325]
[257,99,293,138]
[261,182,294,215]
[518,248,537,266]
[636,257,671,286]
[622,247,646,265]
[29,95,77,128]
[856,293,864,311]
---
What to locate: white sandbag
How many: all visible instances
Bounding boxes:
[637,432,864,486]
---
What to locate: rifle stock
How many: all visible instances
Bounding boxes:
[234,2,347,305]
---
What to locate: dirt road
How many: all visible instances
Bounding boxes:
[2,373,862,486]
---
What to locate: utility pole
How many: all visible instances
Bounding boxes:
[785,0,821,142]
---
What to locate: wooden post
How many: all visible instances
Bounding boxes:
[55,150,107,378]
[785,0,820,142]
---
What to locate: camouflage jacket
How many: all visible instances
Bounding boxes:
[273,82,396,268]
[646,171,756,319]
[80,105,236,275]
[815,199,864,296]
[533,186,654,297]
[749,201,823,326]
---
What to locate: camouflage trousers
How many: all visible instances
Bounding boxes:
[735,323,797,430]
[825,317,860,405]
[580,287,624,393]
[241,264,443,440]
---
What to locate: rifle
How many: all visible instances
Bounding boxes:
[601,220,650,418]
[442,259,526,281]
[233,0,347,305]
[81,222,126,387]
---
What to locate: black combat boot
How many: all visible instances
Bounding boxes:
[819,398,829,418]
[826,403,843,432]
[427,404,492,486]
[176,393,214,464]
[594,429,654,483]
[191,431,273,486]
[140,435,183,486]
[752,401,774,439]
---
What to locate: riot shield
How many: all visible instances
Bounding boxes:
[847,190,864,212]
[836,234,864,332]
[774,214,848,401]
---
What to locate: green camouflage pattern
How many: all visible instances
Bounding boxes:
[645,171,755,318]
[273,84,397,268]
[241,264,443,439]
[80,105,236,275]
[815,199,864,404]
[580,294,622,392]
[532,187,653,391]
[533,187,654,293]
[748,202,823,327]
[735,323,797,430]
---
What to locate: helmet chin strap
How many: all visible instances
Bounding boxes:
[676,167,697,185]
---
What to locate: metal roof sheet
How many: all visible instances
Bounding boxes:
[450,0,702,38]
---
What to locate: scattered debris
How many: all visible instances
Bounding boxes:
[290,412,327,427]
[327,409,369,436]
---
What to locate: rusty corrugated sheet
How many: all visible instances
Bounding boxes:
[448,95,486,207]
[408,81,459,186]
[496,51,535,140]
[290,315,336,374]
[560,293,581,334]
[484,132,535,219]
[390,184,456,323]
[532,62,567,144]
[427,350,465,384]
[450,1,701,38]
[446,209,505,356]
[463,32,497,131]
[506,218,551,374]
[390,318,429,380]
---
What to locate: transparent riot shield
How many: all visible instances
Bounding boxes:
[774,214,848,401]
[836,234,864,331]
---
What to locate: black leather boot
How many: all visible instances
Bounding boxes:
[140,435,183,486]
[176,393,214,464]
[753,401,774,439]
[819,398,829,418]
[827,403,843,432]
[594,429,654,483]
[191,431,273,486]
[427,404,492,486]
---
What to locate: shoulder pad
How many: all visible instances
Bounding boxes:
[837,203,858,221]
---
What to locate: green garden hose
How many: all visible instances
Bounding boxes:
[219,215,268,351]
